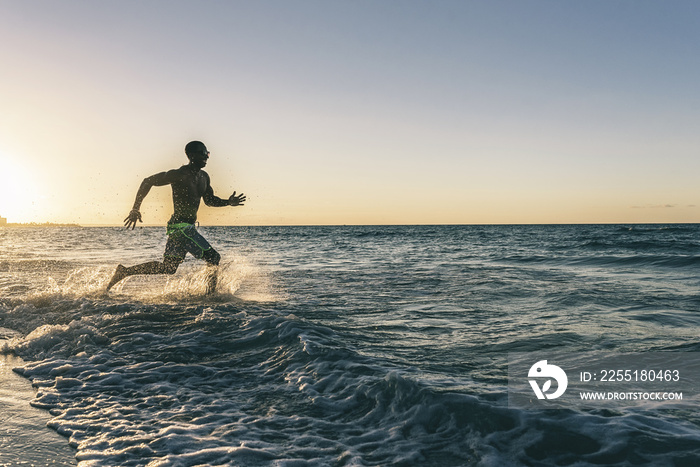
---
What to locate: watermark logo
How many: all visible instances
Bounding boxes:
[528,360,568,400]
[510,352,699,409]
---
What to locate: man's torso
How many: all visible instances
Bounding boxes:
[169,166,209,224]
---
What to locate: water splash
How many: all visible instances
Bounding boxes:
[106,255,280,303]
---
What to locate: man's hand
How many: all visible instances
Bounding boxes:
[124,210,142,230]
[229,191,246,206]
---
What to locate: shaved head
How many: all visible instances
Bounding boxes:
[185,141,207,157]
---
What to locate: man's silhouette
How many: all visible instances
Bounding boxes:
[106,141,246,293]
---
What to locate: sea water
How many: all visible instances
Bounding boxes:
[1,224,699,466]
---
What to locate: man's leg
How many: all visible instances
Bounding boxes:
[169,225,220,295]
[106,257,182,291]
[202,248,221,294]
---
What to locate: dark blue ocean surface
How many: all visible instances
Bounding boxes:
[1,224,699,465]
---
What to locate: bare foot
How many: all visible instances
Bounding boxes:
[106,265,127,291]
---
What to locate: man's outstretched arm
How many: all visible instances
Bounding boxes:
[203,186,247,208]
[124,171,181,229]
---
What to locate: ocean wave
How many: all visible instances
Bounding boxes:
[501,254,700,269]
[1,297,698,465]
[568,255,700,269]
[616,224,700,233]
[2,301,484,465]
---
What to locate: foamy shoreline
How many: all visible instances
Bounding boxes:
[0,346,77,466]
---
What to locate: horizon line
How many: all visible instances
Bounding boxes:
[8,221,698,228]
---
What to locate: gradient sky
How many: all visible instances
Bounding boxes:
[1,0,699,225]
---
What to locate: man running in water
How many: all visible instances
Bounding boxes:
[106,141,246,293]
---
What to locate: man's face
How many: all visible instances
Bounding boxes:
[189,146,209,169]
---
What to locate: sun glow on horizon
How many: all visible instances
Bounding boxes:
[0,150,47,224]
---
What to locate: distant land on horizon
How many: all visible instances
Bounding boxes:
[0,221,81,228]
